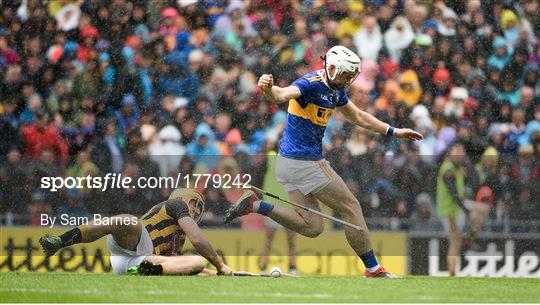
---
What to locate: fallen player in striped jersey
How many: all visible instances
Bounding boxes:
[39,188,232,276]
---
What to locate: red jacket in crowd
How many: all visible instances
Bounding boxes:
[21,124,69,164]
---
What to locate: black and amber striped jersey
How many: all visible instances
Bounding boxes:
[140,199,190,255]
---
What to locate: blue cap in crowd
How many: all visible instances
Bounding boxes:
[422,19,438,32]
[122,94,136,106]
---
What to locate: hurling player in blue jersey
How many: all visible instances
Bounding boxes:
[225,46,422,277]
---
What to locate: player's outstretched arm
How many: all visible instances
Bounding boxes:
[338,102,423,141]
[258,74,301,104]
[178,217,233,275]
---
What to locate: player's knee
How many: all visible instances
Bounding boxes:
[188,256,205,274]
[302,224,324,238]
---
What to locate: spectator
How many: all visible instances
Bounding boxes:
[21,109,68,164]
[336,1,364,39]
[467,68,496,105]
[374,80,401,112]
[57,189,91,220]
[496,76,521,108]
[27,191,51,226]
[72,57,101,104]
[437,8,458,37]
[200,187,229,227]
[488,37,514,71]
[0,148,30,214]
[475,146,499,186]
[212,0,256,39]
[115,94,140,134]
[66,150,99,192]
[0,31,21,69]
[409,193,442,232]
[512,145,537,195]
[351,59,379,101]
[186,123,220,170]
[444,87,468,118]
[19,93,44,125]
[0,100,21,155]
[383,16,415,63]
[353,15,381,62]
[156,51,199,105]
[149,124,185,177]
[92,119,123,173]
[345,126,368,156]
[366,179,404,221]
[399,70,422,107]
[432,68,452,97]
[434,116,458,157]
[54,1,81,32]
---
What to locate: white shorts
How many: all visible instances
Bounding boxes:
[275,155,336,196]
[441,213,466,234]
[107,225,154,274]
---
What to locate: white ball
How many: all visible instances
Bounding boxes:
[270,266,282,278]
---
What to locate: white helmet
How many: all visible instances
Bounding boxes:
[323,45,362,82]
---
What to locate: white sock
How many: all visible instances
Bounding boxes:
[252,200,261,213]
[366,264,381,272]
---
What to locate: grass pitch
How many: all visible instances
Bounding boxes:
[1,272,539,303]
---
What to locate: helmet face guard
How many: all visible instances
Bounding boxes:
[187,196,205,224]
[169,188,205,223]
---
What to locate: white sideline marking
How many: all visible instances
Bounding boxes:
[1,287,334,300]
[1,287,100,295]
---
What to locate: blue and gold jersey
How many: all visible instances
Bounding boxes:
[279,71,349,161]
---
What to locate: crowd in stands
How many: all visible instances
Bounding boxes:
[0,0,539,232]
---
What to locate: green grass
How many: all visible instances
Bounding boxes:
[1,272,539,303]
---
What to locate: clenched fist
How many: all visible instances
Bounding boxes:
[258,74,274,94]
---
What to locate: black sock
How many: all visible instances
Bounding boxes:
[151,264,164,275]
[289,264,297,270]
[59,228,82,247]
[140,261,163,275]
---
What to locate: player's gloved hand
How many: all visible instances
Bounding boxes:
[393,128,423,141]
[217,264,233,276]
[258,74,274,94]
